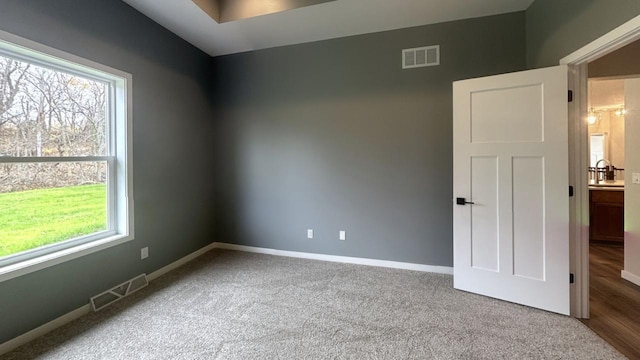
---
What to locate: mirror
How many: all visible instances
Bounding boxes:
[589,133,606,168]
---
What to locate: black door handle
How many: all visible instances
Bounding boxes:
[456,197,475,205]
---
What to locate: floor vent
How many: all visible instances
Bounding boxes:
[402,45,440,69]
[90,273,148,311]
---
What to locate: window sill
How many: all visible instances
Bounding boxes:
[0,234,134,283]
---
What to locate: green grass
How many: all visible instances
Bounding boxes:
[0,184,106,257]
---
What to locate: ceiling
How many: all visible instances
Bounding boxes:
[122,0,535,57]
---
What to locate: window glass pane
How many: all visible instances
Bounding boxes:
[0,161,107,258]
[0,56,108,157]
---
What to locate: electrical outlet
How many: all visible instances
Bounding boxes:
[633,173,640,184]
[339,230,346,241]
[307,229,314,239]
[141,247,149,259]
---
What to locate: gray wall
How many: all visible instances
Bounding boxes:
[0,1,215,343]
[12,0,632,344]
[211,13,526,267]
[526,0,640,68]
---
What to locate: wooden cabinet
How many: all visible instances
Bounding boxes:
[589,189,624,243]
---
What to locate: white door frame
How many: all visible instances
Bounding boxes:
[561,14,640,318]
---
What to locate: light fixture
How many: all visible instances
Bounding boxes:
[587,108,598,125]
[615,106,626,117]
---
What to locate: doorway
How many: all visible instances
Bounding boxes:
[561,17,640,358]
[584,61,640,358]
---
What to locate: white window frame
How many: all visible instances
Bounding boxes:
[0,30,133,282]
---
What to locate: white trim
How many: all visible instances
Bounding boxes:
[0,304,91,356]
[566,63,590,319]
[578,64,591,319]
[622,270,640,287]
[560,15,640,65]
[0,241,451,356]
[0,242,216,356]
[149,242,454,278]
[147,243,217,281]
[0,234,132,283]
[212,242,454,274]
[0,29,131,81]
[0,29,134,283]
[0,156,112,163]
[561,14,640,319]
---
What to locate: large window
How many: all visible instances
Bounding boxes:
[0,31,132,280]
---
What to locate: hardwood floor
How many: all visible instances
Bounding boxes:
[580,243,640,359]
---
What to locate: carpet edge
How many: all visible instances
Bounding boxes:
[212,242,454,275]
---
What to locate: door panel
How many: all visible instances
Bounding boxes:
[512,156,544,280]
[471,84,544,143]
[470,156,499,272]
[453,65,569,315]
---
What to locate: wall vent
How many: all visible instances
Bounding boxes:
[402,45,439,69]
[90,273,148,311]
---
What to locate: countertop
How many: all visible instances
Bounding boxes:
[588,180,624,191]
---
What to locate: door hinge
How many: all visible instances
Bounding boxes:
[568,90,574,102]
[570,273,575,284]
[569,185,574,197]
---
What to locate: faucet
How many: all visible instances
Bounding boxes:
[595,159,613,182]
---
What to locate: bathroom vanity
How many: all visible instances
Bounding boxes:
[589,180,624,243]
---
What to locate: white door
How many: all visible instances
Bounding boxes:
[453,65,570,315]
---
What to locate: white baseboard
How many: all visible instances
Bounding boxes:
[622,270,640,287]
[147,242,217,281]
[1,241,452,356]
[212,242,454,275]
[0,304,91,356]
[0,242,218,356]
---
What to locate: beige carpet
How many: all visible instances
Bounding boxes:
[3,249,624,359]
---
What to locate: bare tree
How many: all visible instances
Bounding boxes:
[0,58,29,127]
[0,54,108,192]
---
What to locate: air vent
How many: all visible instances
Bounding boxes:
[402,45,440,69]
[90,273,148,311]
